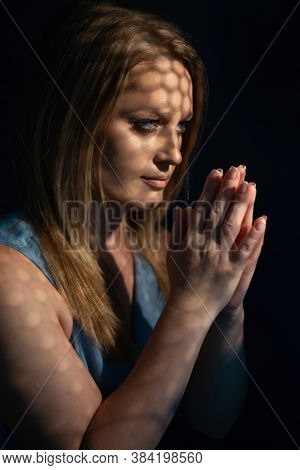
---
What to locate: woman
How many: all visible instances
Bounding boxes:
[0,0,266,449]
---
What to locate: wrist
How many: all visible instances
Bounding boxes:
[217,304,245,325]
[167,289,218,329]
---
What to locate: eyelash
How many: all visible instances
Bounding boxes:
[131,119,189,134]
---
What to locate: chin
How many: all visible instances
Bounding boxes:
[124,196,163,211]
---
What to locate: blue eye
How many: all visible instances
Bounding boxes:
[177,121,187,133]
[133,120,159,131]
[132,119,188,134]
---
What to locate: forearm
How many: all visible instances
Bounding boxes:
[81,301,212,450]
[177,307,247,438]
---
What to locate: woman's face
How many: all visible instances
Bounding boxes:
[99,56,193,210]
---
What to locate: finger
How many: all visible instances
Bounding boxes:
[194,164,245,222]
[242,182,256,227]
[235,183,256,246]
[193,165,247,234]
[205,166,242,232]
[247,230,265,264]
[226,226,262,310]
[236,203,254,246]
[229,261,257,305]
[218,180,251,249]
[192,168,223,231]
[237,164,247,183]
[198,168,224,202]
[235,216,267,264]
[233,234,265,300]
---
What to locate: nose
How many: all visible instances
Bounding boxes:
[154,129,183,167]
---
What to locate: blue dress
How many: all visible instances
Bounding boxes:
[0,210,167,449]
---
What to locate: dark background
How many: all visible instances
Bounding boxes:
[0,0,299,449]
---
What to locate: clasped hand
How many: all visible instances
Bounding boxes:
[216,166,266,316]
[167,165,267,320]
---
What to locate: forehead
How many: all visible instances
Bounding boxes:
[118,56,193,116]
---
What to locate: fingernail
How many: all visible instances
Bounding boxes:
[226,166,238,180]
[239,165,247,170]
[238,181,248,194]
[211,169,224,178]
[255,217,267,231]
[249,182,256,188]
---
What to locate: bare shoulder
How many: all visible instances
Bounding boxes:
[0,244,73,339]
[0,244,103,449]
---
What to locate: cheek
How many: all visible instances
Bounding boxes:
[103,132,151,176]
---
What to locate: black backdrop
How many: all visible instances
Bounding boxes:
[0,0,299,449]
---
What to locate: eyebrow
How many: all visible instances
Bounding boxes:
[121,106,194,121]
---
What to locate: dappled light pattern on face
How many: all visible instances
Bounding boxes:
[164,72,179,91]
[125,57,193,118]
[100,56,193,209]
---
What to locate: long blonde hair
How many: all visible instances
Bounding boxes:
[21,0,208,358]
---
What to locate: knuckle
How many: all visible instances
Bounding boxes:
[220,223,232,238]
[221,218,239,237]
[221,184,235,199]
[211,200,225,216]
[235,193,247,204]
[240,239,253,255]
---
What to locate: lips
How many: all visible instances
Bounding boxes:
[140,177,168,189]
[141,175,169,181]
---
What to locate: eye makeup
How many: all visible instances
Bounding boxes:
[130,118,189,134]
